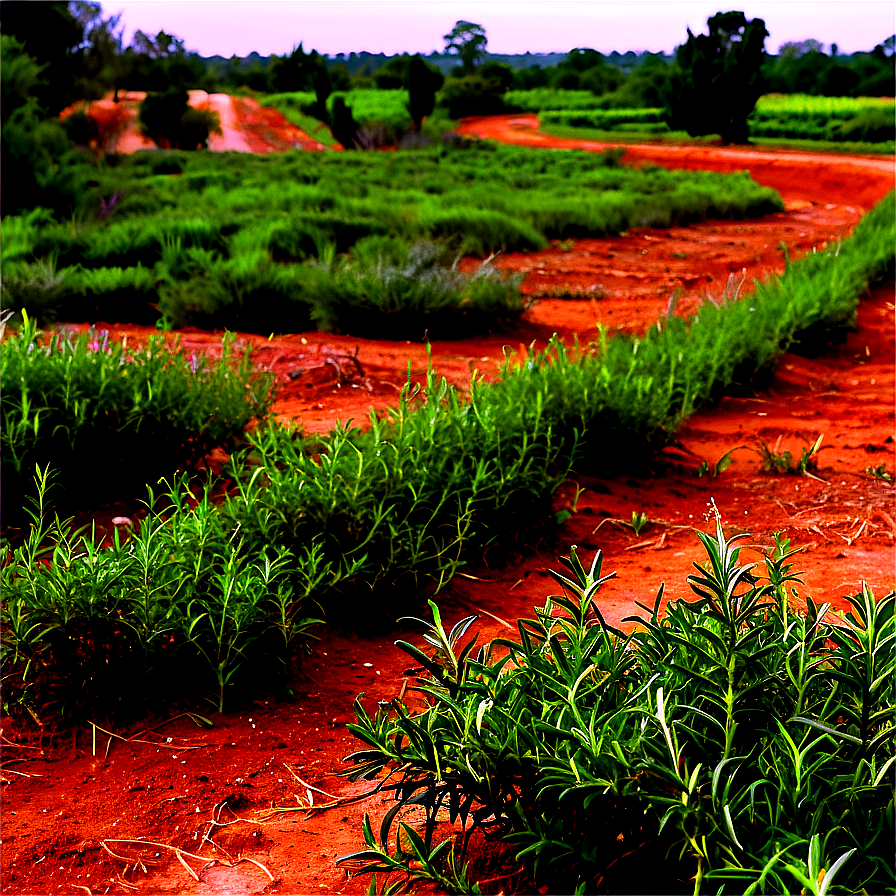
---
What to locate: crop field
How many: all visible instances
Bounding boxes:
[1,106,894,896]
[517,88,895,151]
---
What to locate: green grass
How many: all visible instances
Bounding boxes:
[2,144,783,334]
[257,91,340,148]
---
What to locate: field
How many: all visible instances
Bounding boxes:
[1,104,894,895]
[515,90,896,153]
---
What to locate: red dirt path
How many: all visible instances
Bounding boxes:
[2,113,894,896]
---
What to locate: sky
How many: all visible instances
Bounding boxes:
[104,0,895,58]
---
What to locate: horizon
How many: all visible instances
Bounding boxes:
[104,1,895,59]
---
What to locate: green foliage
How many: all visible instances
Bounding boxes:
[443,21,488,74]
[437,74,507,119]
[0,316,274,519]
[344,524,895,894]
[535,94,895,148]
[303,241,525,339]
[1,192,892,717]
[326,89,413,144]
[749,95,895,143]
[541,107,667,131]
[138,89,222,149]
[665,11,769,144]
[0,36,89,217]
[1,471,322,717]
[5,145,784,334]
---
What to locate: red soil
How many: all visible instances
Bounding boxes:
[2,112,894,896]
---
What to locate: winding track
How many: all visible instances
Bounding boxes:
[456,113,894,210]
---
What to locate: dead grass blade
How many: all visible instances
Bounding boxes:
[101,838,273,884]
[88,720,207,759]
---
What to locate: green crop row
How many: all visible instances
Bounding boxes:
[342,527,894,894]
[1,145,782,335]
[2,191,891,717]
[540,107,667,131]
[513,89,893,145]
[505,87,609,112]
[754,92,894,119]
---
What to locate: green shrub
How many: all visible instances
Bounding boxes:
[158,250,314,333]
[305,240,526,339]
[540,107,666,130]
[1,474,322,716]
[342,524,894,894]
[438,74,507,119]
[0,258,71,323]
[138,89,222,150]
[829,107,894,143]
[0,317,274,520]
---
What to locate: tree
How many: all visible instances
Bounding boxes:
[664,10,768,144]
[406,54,443,131]
[330,96,359,149]
[138,89,220,149]
[443,21,487,74]
[0,0,84,114]
[0,35,86,215]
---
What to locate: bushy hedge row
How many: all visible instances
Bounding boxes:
[2,191,891,716]
[1,146,783,335]
[540,107,667,131]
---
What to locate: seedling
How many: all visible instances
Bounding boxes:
[627,511,649,536]
[752,434,825,477]
[696,445,745,478]
[555,483,586,525]
[864,464,893,483]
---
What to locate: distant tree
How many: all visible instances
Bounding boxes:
[131,29,185,59]
[438,73,506,118]
[564,48,606,71]
[580,65,624,95]
[373,54,410,89]
[330,96,359,149]
[0,0,84,113]
[269,43,320,92]
[0,34,86,215]
[443,21,487,74]
[138,88,220,149]
[777,39,826,58]
[664,10,768,144]
[327,63,351,91]
[406,54,443,131]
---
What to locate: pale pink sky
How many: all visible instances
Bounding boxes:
[105,0,895,57]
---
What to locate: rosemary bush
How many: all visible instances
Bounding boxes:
[342,519,895,895]
[305,240,526,339]
[0,316,273,519]
[1,473,322,716]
